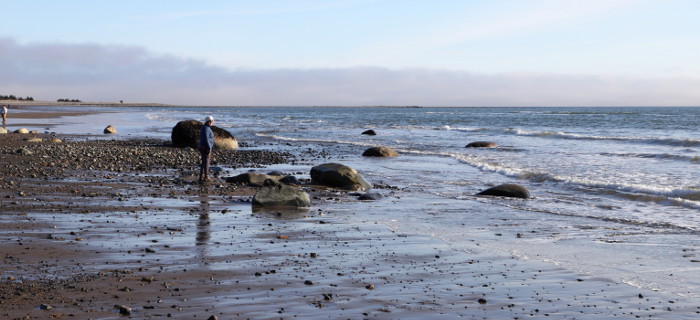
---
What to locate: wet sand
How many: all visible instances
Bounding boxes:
[2,115,700,319]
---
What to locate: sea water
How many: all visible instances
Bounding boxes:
[31,106,700,298]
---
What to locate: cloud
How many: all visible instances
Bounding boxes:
[1,37,698,106]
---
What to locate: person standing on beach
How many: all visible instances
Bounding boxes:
[2,105,7,126]
[199,116,215,181]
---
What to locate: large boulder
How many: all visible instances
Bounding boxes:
[310,163,372,191]
[14,128,29,134]
[0,127,8,134]
[466,141,498,148]
[362,146,398,157]
[252,182,311,207]
[477,184,530,199]
[104,125,117,134]
[171,120,239,149]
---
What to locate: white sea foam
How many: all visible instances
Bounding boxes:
[505,128,700,147]
[440,125,485,132]
[600,152,700,163]
[256,132,377,147]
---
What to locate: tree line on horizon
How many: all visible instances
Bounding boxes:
[1,93,83,103]
[0,94,34,101]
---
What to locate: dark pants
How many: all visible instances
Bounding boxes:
[199,147,211,179]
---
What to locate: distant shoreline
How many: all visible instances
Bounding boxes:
[2,100,696,108]
[0,100,176,108]
[0,100,427,108]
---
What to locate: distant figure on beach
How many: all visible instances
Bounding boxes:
[2,105,7,126]
[198,116,215,182]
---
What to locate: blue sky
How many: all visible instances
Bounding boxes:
[1,0,699,106]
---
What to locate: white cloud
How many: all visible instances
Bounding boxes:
[345,0,644,68]
[1,37,698,106]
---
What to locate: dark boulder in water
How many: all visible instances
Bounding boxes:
[362,146,398,157]
[466,141,498,148]
[171,120,238,149]
[477,184,530,199]
[362,129,377,136]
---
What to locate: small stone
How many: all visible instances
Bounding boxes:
[39,304,53,310]
[361,129,377,135]
[478,298,487,304]
[304,280,314,285]
[207,316,219,320]
[465,141,498,148]
[365,284,375,290]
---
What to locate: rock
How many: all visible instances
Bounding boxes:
[362,146,398,157]
[278,175,301,185]
[171,120,239,149]
[207,316,219,320]
[0,127,8,134]
[310,163,372,191]
[115,305,132,315]
[477,184,530,199]
[14,128,29,134]
[362,129,377,136]
[358,192,383,201]
[24,138,42,143]
[104,125,117,134]
[466,141,498,148]
[51,138,63,143]
[252,182,311,207]
[29,130,39,134]
[226,172,283,187]
[39,304,53,310]
[16,147,32,155]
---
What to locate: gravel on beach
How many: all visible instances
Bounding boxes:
[2,132,699,319]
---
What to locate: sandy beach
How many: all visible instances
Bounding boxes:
[2,108,699,319]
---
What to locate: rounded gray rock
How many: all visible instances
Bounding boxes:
[466,141,498,148]
[362,146,398,157]
[477,184,530,199]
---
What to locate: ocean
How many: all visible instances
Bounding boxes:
[26,105,700,298]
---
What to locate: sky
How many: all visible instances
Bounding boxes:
[1,0,699,106]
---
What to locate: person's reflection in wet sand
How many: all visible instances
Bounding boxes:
[196,192,211,263]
